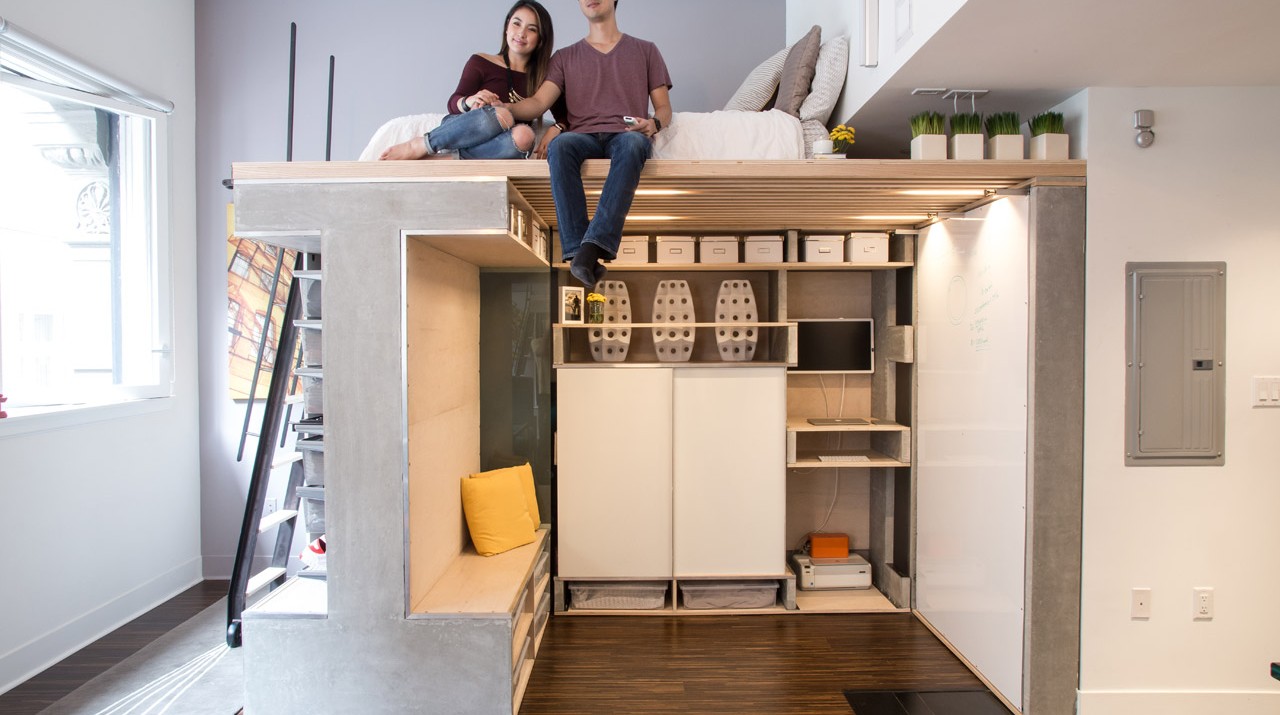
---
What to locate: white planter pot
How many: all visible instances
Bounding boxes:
[950,134,984,160]
[987,134,1024,160]
[1030,133,1069,160]
[910,134,947,160]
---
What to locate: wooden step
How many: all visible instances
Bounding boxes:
[271,451,303,469]
[246,567,287,597]
[258,509,298,533]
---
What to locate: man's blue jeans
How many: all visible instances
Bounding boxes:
[547,131,651,260]
[427,107,527,159]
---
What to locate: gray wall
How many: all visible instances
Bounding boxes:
[194,0,785,575]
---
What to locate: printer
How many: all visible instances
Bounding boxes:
[790,552,872,590]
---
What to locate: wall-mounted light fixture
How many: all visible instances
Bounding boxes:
[1134,109,1155,148]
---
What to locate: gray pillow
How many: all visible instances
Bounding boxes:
[775,25,822,117]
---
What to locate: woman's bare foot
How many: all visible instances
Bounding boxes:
[380,136,429,160]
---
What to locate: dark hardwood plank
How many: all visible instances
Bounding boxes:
[521,613,986,715]
[0,580,228,715]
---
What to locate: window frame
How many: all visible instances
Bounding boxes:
[0,69,174,427]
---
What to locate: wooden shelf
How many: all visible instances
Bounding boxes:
[409,229,548,270]
[558,321,790,329]
[787,417,910,432]
[559,261,914,272]
[789,449,908,469]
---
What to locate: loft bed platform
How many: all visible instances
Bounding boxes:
[231,158,1086,233]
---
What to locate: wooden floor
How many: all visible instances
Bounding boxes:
[0,580,229,715]
[520,612,988,714]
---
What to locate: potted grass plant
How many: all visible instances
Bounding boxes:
[1028,111,1069,160]
[986,111,1023,160]
[949,112,983,160]
[909,111,947,160]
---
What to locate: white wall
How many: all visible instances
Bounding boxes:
[1079,86,1280,714]
[787,0,969,126]
[0,0,201,694]
[193,0,785,578]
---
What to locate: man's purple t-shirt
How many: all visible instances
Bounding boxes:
[545,34,672,135]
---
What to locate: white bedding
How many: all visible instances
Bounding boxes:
[357,109,805,162]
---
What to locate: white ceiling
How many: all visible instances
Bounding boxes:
[848,0,1280,157]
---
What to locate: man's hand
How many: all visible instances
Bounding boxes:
[534,124,562,159]
[624,117,658,138]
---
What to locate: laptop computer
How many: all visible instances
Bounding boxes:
[806,417,870,426]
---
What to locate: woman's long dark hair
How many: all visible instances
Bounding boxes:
[499,0,554,99]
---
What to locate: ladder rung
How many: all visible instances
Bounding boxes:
[271,452,304,469]
[258,509,298,533]
[285,394,304,405]
[246,567,288,597]
[245,430,260,437]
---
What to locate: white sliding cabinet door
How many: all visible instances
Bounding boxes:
[916,197,1029,706]
[557,368,673,578]
[672,367,786,576]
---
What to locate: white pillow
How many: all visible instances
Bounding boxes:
[358,113,445,161]
[799,35,850,126]
[723,47,788,112]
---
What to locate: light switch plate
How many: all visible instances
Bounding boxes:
[1252,376,1280,407]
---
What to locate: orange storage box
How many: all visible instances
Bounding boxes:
[808,532,850,559]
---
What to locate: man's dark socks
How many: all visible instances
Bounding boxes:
[570,243,607,289]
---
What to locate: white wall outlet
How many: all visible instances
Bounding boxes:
[1193,587,1214,620]
[263,497,278,516]
[1131,587,1152,619]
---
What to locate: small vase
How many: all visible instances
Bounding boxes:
[988,134,1024,160]
[910,134,947,160]
[1030,133,1069,160]
[587,301,604,324]
[950,134,984,160]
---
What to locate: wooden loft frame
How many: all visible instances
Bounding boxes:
[231,159,1087,233]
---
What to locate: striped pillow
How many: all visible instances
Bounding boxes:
[800,35,850,126]
[723,47,789,112]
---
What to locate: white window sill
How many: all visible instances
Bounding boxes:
[0,397,173,439]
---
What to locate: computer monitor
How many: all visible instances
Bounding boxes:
[790,319,874,373]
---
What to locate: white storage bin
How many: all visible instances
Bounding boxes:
[679,580,778,609]
[301,449,325,486]
[698,236,740,264]
[656,236,696,264]
[302,497,326,534]
[299,326,323,367]
[300,375,323,416]
[614,235,650,264]
[568,581,668,610]
[298,275,322,319]
[744,235,783,263]
[845,232,889,263]
[802,235,844,263]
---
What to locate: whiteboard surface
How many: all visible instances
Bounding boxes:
[915,197,1029,705]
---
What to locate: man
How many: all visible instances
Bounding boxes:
[507,0,673,289]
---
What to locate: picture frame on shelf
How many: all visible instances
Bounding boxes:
[560,286,584,324]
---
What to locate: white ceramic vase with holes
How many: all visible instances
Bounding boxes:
[588,280,632,362]
[910,134,947,160]
[714,280,758,362]
[1029,133,1069,160]
[652,280,695,362]
[988,134,1024,160]
[950,134,984,160]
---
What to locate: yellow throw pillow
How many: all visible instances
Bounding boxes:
[469,463,540,527]
[460,469,536,556]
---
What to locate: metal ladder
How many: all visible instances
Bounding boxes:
[225,250,324,648]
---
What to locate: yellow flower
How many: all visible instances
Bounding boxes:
[586,292,606,302]
[830,124,856,152]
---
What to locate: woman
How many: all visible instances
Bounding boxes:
[381,1,565,161]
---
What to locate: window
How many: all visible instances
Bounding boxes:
[0,22,173,415]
